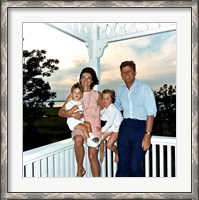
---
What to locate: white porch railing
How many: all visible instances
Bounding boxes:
[23,136,176,177]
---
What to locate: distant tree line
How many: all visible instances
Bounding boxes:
[153,84,176,136]
[23,50,59,150]
[23,49,59,122]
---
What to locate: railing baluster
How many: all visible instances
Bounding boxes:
[113,155,118,177]
[113,141,118,177]
[167,145,172,177]
[33,160,41,177]
[24,163,33,177]
[60,151,65,177]
[47,155,54,177]
[174,146,176,176]
[152,144,157,177]
[65,150,70,177]
[107,148,112,177]
[41,158,47,177]
[145,150,150,177]
[69,148,75,177]
[159,145,164,177]
[100,141,106,177]
[54,154,60,177]
[100,161,106,177]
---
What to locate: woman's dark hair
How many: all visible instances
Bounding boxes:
[102,89,116,103]
[79,67,99,89]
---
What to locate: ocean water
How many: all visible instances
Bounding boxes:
[44,101,65,108]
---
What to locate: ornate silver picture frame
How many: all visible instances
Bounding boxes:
[1,1,198,199]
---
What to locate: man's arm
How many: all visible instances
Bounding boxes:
[142,115,154,151]
[145,115,154,133]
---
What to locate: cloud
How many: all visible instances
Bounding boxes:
[100,31,176,93]
[23,23,88,71]
[55,31,176,98]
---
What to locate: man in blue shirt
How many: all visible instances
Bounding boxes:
[115,60,157,177]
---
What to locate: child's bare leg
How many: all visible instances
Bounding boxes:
[106,132,119,162]
[74,124,90,140]
[83,121,92,133]
[99,132,111,163]
[99,141,106,163]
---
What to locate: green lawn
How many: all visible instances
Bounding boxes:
[23,107,71,150]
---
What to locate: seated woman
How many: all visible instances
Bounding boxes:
[58,67,103,177]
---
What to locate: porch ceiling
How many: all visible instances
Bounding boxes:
[46,22,176,44]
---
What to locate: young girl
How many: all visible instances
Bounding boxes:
[96,89,123,163]
[65,82,100,148]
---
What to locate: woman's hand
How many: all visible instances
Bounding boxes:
[72,111,84,120]
[72,105,78,112]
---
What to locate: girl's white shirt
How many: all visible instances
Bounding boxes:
[100,103,123,133]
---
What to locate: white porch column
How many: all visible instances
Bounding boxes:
[86,24,108,89]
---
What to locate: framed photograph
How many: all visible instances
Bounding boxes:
[1,0,198,199]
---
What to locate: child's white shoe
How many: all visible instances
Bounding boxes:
[89,132,94,137]
[87,136,100,148]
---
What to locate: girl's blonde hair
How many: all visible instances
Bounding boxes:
[102,89,116,103]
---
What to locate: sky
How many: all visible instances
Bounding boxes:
[23,23,176,101]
